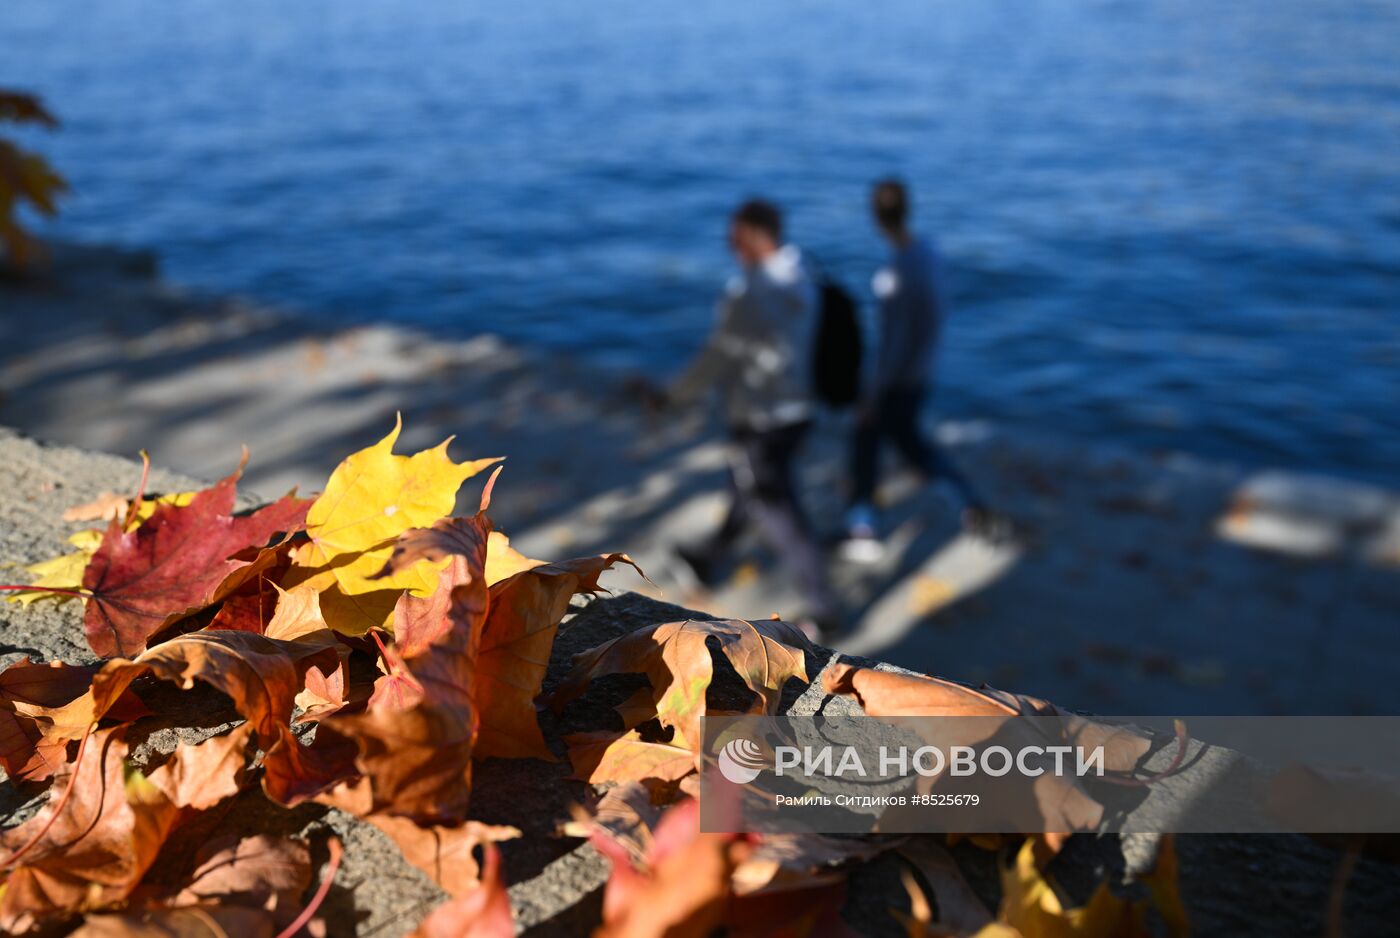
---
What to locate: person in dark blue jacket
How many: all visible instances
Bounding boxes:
[842,178,996,560]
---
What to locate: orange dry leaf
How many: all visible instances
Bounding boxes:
[410,843,515,938]
[822,662,1153,839]
[37,629,352,807]
[70,834,315,936]
[1,728,174,930]
[149,724,255,811]
[594,799,750,938]
[477,551,638,758]
[365,483,638,754]
[0,723,250,932]
[552,617,811,762]
[580,783,887,936]
[250,583,351,722]
[563,729,695,788]
[174,834,312,910]
[0,657,146,781]
[823,662,1037,718]
[61,491,131,523]
[564,782,665,865]
[320,509,494,823]
[359,815,520,899]
[86,630,337,744]
[206,580,350,719]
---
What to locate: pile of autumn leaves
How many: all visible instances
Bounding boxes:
[0,420,633,935]
[0,420,1189,937]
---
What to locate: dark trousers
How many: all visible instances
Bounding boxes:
[697,420,837,620]
[851,384,984,510]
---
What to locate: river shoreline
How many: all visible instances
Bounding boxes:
[2,242,1398,715]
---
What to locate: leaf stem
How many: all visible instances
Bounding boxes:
[0,722,96,869]
[126,449,152,528]
[0,584,90,599]
[275,836,343,938]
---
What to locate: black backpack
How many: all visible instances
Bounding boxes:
[812,277,863,408]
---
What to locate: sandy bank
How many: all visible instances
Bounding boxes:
[2,243,1398,716]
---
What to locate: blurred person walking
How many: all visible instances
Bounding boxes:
[661,198,841,634]
[841,179,997,561]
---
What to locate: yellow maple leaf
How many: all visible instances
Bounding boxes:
[67,529,105,551]
[5,546,90,605]
[288,416,499,635]
[989,838,1144,938]
[484,530,544,586]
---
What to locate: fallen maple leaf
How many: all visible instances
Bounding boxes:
[287,416,499,636]
[174,834,311,911]
[43,629,352,808]
[71,835,319,937]
[994,838,1143,938]
[82,460,309,657]
[0,724,246,932]
[732,833,895,898]
[205,548,295,636]
[580,783,887,935]
[6,493,196,608]
[822,663,1153,840]
[363,815,519,898]
[563,729,695,788]
[0,729,174,929]
[484,530,544,585]
[594,798,750,938]
[220,582,350,721]
[62,491,132,523]
[823,662,1028,718]
[370,489,639,760]
[551,618,811,767]
[0,657,147,781]
[92,630,336,742]
[563,781,665,866]
[4,529,104,607]
[319,510,494,822]
[410,842,515,938]
[477,551,638,759]
[149,723,255,811]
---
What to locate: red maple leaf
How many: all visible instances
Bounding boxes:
[82,465,309,657]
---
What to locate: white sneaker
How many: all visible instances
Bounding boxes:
[838,524,885,563]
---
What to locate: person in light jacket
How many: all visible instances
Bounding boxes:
[667,198,839,632]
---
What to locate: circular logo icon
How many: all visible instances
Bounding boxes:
[717,738,765,784]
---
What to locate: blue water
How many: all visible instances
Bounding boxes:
[7,1,1400,480]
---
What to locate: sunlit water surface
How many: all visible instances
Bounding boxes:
[8,0,1400,479]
